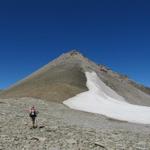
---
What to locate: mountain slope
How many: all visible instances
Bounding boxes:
[0,51,88,102]
[0,50,150,106]
[129,80,150,95]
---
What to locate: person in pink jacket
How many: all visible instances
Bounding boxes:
[29,106,38,128]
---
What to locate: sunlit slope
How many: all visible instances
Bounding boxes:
[0,51,88,102]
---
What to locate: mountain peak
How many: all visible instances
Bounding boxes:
[68,49,81,55]
[47,50,88,68]
[61,49,84,59]
[1,50,150,106]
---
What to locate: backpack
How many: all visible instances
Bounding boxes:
[29,110,37,117]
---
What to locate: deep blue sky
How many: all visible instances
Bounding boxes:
[0,0,150,89]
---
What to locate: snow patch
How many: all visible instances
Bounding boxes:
[63,72,150,124]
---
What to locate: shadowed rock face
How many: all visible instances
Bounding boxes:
[97,67,150,106]
[0,50,150,106]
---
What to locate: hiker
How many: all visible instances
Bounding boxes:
[29,106,38,128]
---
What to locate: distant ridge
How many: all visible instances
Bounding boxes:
[0,50,150,106]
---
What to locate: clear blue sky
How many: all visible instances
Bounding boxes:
[0,0,150,89]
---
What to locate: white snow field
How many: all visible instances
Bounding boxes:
[63,72,150,124]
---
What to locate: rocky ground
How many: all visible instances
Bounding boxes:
[1,97,150,150]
